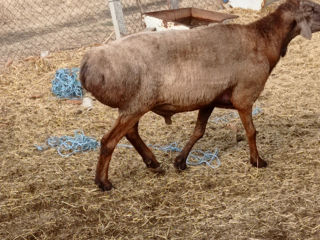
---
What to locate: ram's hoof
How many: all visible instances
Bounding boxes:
[250,157,268,168]
[174,156,187,170]
[149,166,165,174]
[95,178,113,191]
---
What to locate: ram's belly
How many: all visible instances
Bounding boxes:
[155,67,235,110]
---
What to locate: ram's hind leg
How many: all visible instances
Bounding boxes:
[174,106,214,170]
[95,113,143,191]
[126,122,163,172]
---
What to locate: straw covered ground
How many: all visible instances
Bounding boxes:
[0,3,320,240]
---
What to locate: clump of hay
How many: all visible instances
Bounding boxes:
[0,7,320,240]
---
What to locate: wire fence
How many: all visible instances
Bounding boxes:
[0,0,113,65]
[0,0,225,66]
[122,0,169,34]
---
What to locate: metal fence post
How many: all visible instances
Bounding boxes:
[108,0,127,39]
[169,0,179,9]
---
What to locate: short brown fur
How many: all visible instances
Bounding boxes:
[80,0,320,191]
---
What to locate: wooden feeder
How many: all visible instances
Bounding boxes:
[143,8,238,31]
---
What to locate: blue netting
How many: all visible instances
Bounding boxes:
[51,68,82,99]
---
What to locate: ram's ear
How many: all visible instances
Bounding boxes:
[298,19,312,39]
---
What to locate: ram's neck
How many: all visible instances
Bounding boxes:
[249,7,297,71]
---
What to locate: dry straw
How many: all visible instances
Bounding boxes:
[0,2,320,239]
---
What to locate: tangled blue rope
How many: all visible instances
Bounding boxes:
[35,130,99,157]
[186,149,220,169]
[36,136,220,168]
[117,142,182,153]
[252,106,262,115]
[118,142,220,168]
[212,106,262,123]
[52,68,82,99]
[149,142,181,153]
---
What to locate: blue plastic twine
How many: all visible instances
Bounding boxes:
[186,149,221,169]
[117,142,220,168]
[252,106,262,115]
[35,130,99,157]
[212,106,262,123]
[52,68,82,99]
[148,142,182,153]
[36,137,220,168]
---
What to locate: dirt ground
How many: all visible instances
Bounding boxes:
[0,2,320,240]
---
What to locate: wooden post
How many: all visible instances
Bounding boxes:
[169,0,179,9]
[108,0,127,39]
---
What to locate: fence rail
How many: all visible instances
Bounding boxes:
[0,0,224,66]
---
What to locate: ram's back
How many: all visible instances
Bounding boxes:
[80,23,268,113]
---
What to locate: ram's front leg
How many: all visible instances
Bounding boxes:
[237,107,267,168]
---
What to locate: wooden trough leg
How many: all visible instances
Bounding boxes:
[174,106,214,170]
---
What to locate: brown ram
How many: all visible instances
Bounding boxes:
[80,0,320,191]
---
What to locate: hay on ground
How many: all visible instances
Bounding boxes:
[0,3,320,240]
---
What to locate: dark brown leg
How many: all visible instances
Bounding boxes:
[237,107,267,168]
[126,122,162,171]
[95,113,143,191]
[174,106,214,170]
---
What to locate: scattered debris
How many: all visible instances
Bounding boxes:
[66,99,83,105]
[5,58,13,68]
[29,93,44,99]
[103,31,115,44]
[40,50,49,58]
[82,97,93,109]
